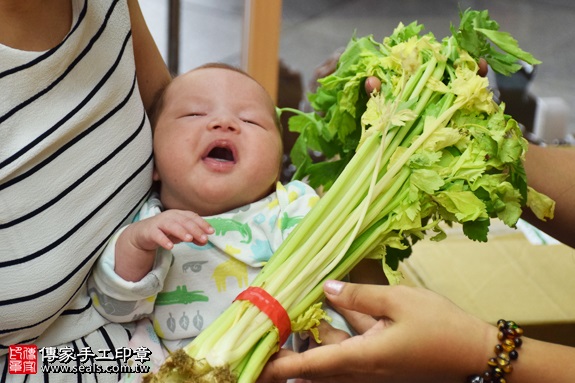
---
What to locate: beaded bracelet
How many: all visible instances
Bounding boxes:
[466,319,523,383]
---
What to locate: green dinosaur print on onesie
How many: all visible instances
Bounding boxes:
[155,285,209,305]
[279,212,303,231]
[205,217,253,243]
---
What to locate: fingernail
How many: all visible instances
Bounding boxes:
[324,280,344,295]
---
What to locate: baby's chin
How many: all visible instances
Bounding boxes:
[164,176,277,216]
[186,194,249,217]
[194,189,273,217]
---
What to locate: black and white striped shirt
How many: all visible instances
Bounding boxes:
[0,0,153,379]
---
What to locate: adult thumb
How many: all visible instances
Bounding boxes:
[323,280,392,318]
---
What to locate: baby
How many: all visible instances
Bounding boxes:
[89,63,322,357]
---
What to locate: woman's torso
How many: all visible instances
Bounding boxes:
[0,0,153,352]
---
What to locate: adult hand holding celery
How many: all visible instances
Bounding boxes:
[145,8,554,383]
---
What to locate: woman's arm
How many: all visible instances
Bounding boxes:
[522,143,575,247]
[127,0,172,112]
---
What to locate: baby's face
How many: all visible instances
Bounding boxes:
[153,67,283,216]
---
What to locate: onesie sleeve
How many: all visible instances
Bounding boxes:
[88,195,173,323]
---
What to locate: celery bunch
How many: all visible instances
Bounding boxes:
[145,9,554,383]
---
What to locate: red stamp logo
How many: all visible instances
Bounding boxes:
[8,345,38,374]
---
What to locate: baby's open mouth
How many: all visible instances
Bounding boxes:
[207,146,235,162]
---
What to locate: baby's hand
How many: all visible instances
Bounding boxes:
[126,210,214,252]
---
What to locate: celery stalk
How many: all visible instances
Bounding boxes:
[144,9,554,383]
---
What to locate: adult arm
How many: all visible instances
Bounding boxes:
[257,281,575,383]
[128,0,172,111]
[522,143,575,248]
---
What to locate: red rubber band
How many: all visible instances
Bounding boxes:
[234,286,291,346]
